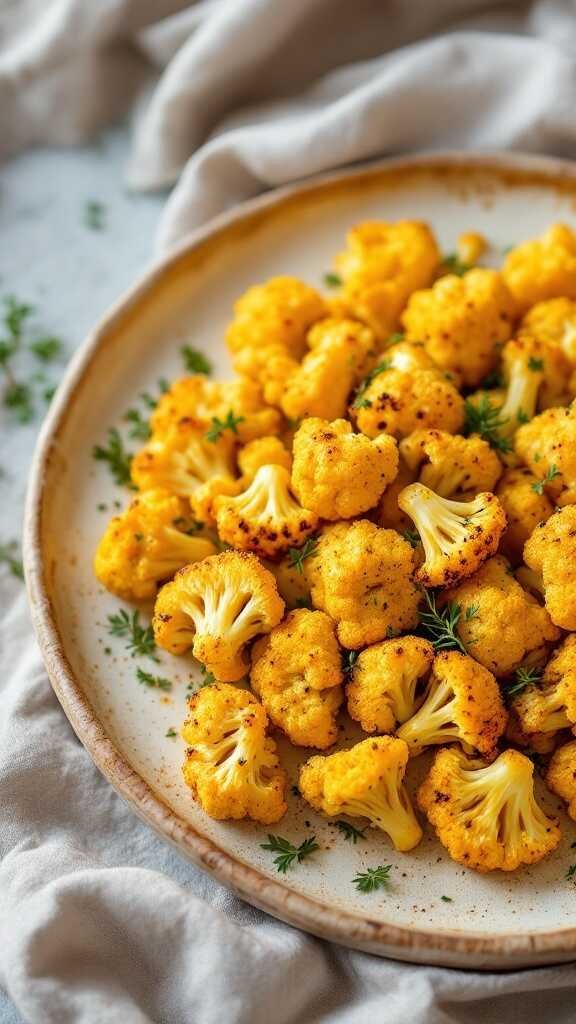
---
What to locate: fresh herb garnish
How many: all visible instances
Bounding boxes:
[123,407,151,441]
[506,665,541,698]
[528,357,544,372]
[352,864,392,893]
[463,394,512,454]
[479,369,504,390]
[30,336,62,362]
[93,428,134,486]
[336,820,367,844]
[531,465,561,495]
[198,664,216,687]
[165,727,178,738]
[342,649,360,676]
[419,590,467,654]
[260,834,320,873]
[385,332,405,347]
[351,359,392,410]
[84,200,106,230]
[294,595,312,610]
[440,895,453,903]
[402,528,421,549]
[4,381,34,423]
[441,253,472,276]
[205,410,245,443]
[323,272,342,288]
[136,667,172,692]
[287,535,319,574]
[0,540,24,580]
[107,608,157,659]
[181,346,212,375]
[465,604,479,622]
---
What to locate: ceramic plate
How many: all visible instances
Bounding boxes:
[25,153,576,969]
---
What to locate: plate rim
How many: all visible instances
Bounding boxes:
[23,149,576,968]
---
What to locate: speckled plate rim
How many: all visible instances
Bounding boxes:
[23,151,576,969]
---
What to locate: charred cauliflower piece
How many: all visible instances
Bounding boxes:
[515,403,576,506]
[150,375,281,443]
[417,746,561,872]
[524,505,576,630]
[546,740,576,822]
[397,651,507,757]
[513,636,576,735]
[351,365,465,440]
[401,268,515,387]
[400,429,502,500]
[250,609,343,748]
[153,551,284,680]
[332,220,439,340]
[94,490,217,601]
[214,464,319,558]
[299,736,423,851]
[503,223,576,313]
[346,636,434,734]
[237,436,292,478]
[308,520,421,648]
[291,417,398,520]
[442,556,560,678]
[496,467,554,564]
[398,482,506,588]
[182,683,287,823]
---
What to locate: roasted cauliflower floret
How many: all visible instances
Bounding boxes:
[351,366,465,440]
[299,736,422,851]
[524,505,576,630]
[398,482,506,587]
[264,553,312,610]
[150,375,281,443]
[400,429,502,500]
[396,651,507,757]
[308,520,421,648]
[515,403,576,505]
[94,490,217,601]
[457,231,487,266]
[521,296,576,374]
[237,436,292,478]
[417,746,560,872]
[182,683,287,823]
[442,556,560,677]
[401,268,515,387]
[346,636,434,734]
[373,456,415,532]
[214,464,319,558]
[502,223,576,313]
[250,609,343,748]
[332,220,439,340]
[496,467,554,564]
[512,636,576,735]
[153,551,284,681]
[291,417,398,520]
[546,740,576,821]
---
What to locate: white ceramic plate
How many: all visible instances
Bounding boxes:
[25,153,576,970]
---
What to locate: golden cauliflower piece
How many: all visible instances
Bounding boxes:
[521,296,576,358]
[153,551,284,681]
[94,490,217,601]
[150,375,281,444]
[442,555,560,678]
[546,740,576,822]
[456,231,487,266]
[333,220,440,340]
[398,482,507,587]
[214,464,319,558]
[496,467,554,564]
[524,505,576,629]
[264,554,312,611]
[373,456,415,532]
[417,746,560,872]
[250,609,343,748]
[401,268,515,387]
[400,429,502,499]
[503,223,576,313]
[515,403,576,505]
[237,436,291,478]
[291,417,398,520]
[512,636,576,735]
[299,736,422,851]
[397,651,507,757]
[308,520,420,648]
[346,635,434,734]
[182,683,286,823]
[351,365,465,440]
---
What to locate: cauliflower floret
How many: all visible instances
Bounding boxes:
[496,467,554,564]
[182,683,286,823]
[150,375,281,443]
[400,429,502,499]
[512,636,576,735]
[94,490,217,601]
[237,436,291,478]
[521,296,576,365]
[264,553,312,610]
[515,403,576,505]
[524,505,576,629]
[373,456,415,532]
[214,464,319,558]
[442,555,560,678]
[502,223,576,313]
[396,651,507,757]
[332,220,440,340]
[398,482,507,588]
[308,520,421,648]
[153,551,284,681]
[346,635,434,734]
[299,736,423,851]
[351,366,465,440]
[291,417,398,520]
[250,609,343,748]
[417,746,560,872]
[457,231,487,266]
[546,740,576,821]
[401,268,515,387]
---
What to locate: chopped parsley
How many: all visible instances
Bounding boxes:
[342,649,359,676]
[402,528,421,549]
[463,394,512,454]
[351,359,392,410]
[181,346,212,375]
[93,428,134,486]
[441,253,471,276]
[136,667,172,692]
[260,834,320,873]
[531,465,561,495]
[0,540,24,580]
[352,864,392,893]
[336,820,367,844]
[165,727,178,738]
[440,895,453,903]
[528,356,544,372]
[107,608,158,659]
[198,664,216,687]
[323,272,342,288]
[205,410,245,443]
[287,535,319,574]
[123,407,151,441]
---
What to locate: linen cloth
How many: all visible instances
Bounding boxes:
[2,1,576,1021]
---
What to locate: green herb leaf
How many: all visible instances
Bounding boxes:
[93,428,134,486]
[30,336,62,362]
[84,199,106,230]
[336,820,367,844]
[0,540,24,580]
[440,895,453,903]
[528,357,544,372]
[402,528,421,549]
[123,408,151,441]
[260,834,320,873]
[342,649,360,676]
[419,590,468,654]
[463,394,512,454]
[165,727,178,738]
[352,360,392,410]
[107,608,158,660]
[294,596,312,610]
[323,272,342,288]
[506,665,542,698]
[198,664,216,687]
[385,332,405,347]
[531,464,561,495]
[287,535,319,574]
[205,410,245,443]
[181,346,212,375]
[465,604,479,622]
[352,864,392,893]
[4,381,34,422]
[441,253,472,276]
[136,667,172,692]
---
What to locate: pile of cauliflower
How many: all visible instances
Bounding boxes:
[94,219,576,875]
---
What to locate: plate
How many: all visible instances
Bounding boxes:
[25,152,576,969]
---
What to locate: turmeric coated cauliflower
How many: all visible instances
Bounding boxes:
[515,403,576,505]
[308,519,421,648]
[150,375,281,443]
[396,651,507,757]
[521,297,576,359]
[496,467,554,564]
[182,683,287,823]
[502,223,576,313]
[373,456,415,532]
[153,551,284,681]
[250,609,343,748]
[524,505,576,630]
[299,736,423,851]
[346,635,434,734]
[237,436,292,478]
[417,746,560,872]
[442,555,560,678]
[291,417,398,520]
[398,482,507,587]
[94,490,217,601]
[214,464,319,557]
[264,554,312,610]
[401,268,515,387]
[512,636,576,735]
[400,429,502,500]
[351,365,465,440]
[546,740,576,822]
[333,220,439,340]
